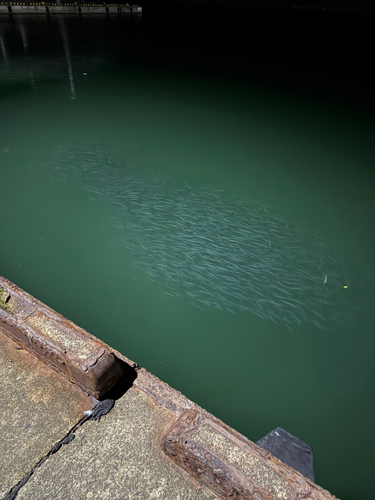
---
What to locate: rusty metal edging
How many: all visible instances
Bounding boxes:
[0,277,133,399]
[1,277,339,500]
[133,370,339,500]
[161,409,340,500]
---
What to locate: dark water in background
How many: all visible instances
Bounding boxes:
[1,8,374,498]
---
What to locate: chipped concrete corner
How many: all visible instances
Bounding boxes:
[0,276,339,500]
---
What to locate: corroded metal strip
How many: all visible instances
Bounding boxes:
[0,277,125,399]
[162,409,339,500]
[135,368,195,414]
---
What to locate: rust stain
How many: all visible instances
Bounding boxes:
[26,311,95,360]
[0,276,130,399]
[162,410,340,500]
[1,328,95,414]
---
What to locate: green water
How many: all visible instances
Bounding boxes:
[1,12,374,499]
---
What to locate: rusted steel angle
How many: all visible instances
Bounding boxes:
[162,409,339,500]
[0,276,129,399]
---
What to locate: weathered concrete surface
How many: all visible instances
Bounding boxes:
[15,386,217,500]
[0,331,95,500]
[0,277,130,399]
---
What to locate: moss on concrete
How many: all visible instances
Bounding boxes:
[0,286,11,310]
[0,286,6,307]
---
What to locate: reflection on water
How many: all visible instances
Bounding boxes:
[17,22,37,92]
[0,34,7,63]
[43,145,353,330]
[58,17,76,99]
[0,17,91,98]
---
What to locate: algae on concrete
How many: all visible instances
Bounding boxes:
[0,285,11,310]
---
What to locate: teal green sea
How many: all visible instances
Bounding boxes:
[1,13,374,499]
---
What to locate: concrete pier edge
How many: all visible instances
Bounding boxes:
[0,276,339,499]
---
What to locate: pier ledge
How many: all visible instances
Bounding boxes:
[0,276,338,500]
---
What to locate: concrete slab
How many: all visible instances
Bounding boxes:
[0,331,94,500]
[15,386,217,500]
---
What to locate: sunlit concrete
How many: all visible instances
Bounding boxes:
[0,331,93,499]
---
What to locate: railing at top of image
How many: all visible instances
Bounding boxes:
[0,3,140,5]
[0,2,142,13]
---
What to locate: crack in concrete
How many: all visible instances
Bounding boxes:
[4,399,115,500]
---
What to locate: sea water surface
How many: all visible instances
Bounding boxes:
[0,11,374,499]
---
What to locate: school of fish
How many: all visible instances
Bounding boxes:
[43,145,352,329]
